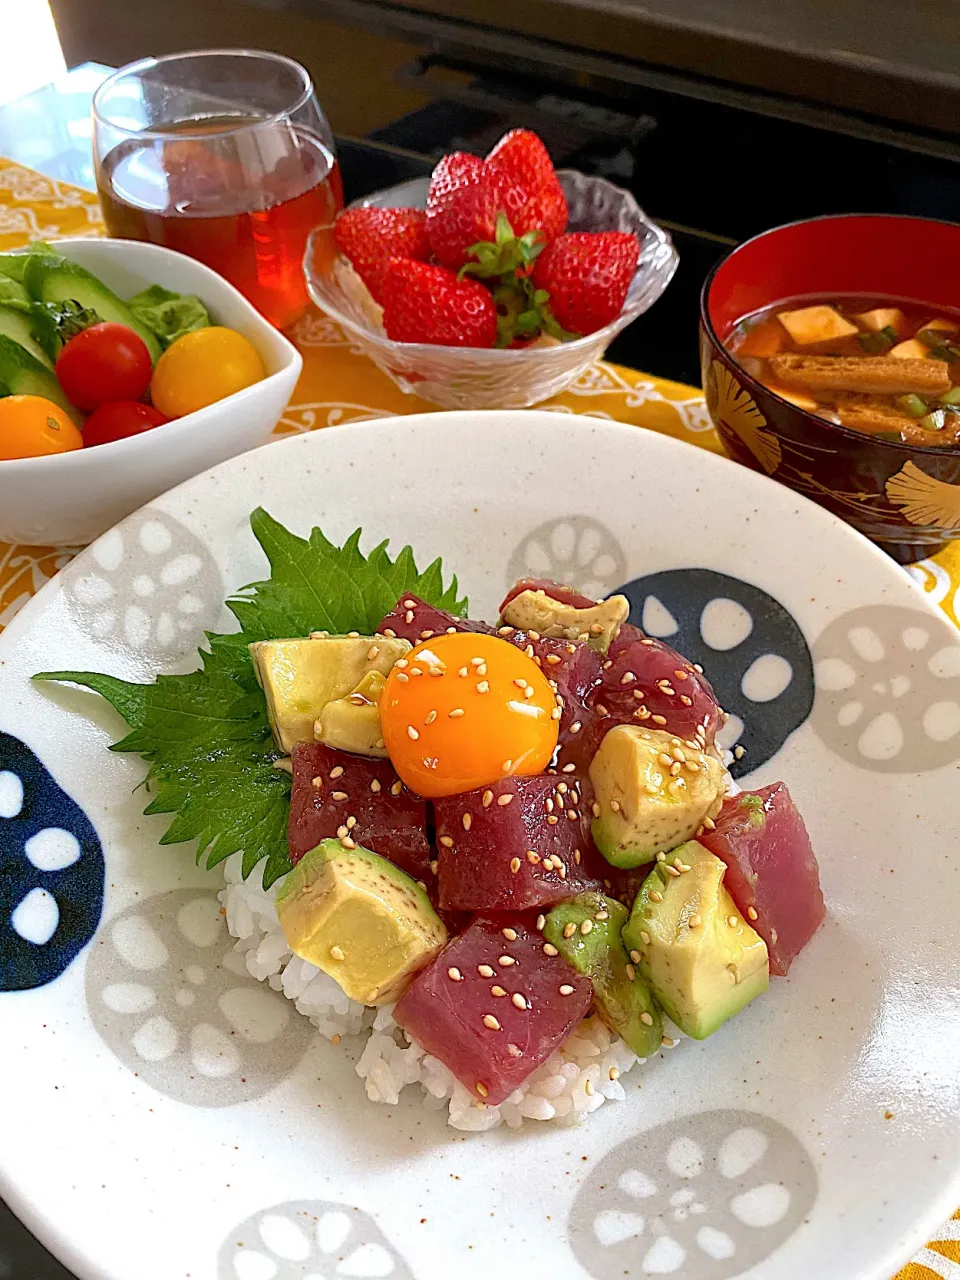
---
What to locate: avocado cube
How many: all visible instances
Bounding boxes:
[250,634,410,754]
[544,891,662,1058]
[276,838,447,1006]
[623,841,769,1040]
[500,589,629,654]
[315,670,388,758]
[589,725,726,868]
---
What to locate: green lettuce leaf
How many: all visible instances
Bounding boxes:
[35,509,468,888]
[127,285,211,348]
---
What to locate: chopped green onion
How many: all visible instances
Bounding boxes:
[920,409,947,432]
[941,386,960,405]
[858,325,897,353]
[873,431,906,443]
[916,329,960,361]
[896,394,928,418]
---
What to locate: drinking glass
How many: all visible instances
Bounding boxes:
[93,49,342,330]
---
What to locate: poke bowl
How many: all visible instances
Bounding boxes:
[305,168,678,410]
[0,237,301,547]
[2,411,959,1280]
[700,213,960,563]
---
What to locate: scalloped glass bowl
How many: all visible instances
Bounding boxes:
[304,170,678,409]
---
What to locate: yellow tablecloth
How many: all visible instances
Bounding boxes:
[0,158,956,1279]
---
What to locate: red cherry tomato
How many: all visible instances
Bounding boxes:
[82,401,168,448]
[55,323,153,410]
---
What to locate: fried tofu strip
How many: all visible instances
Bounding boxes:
[837,401,912,435]
[769,353,951,396]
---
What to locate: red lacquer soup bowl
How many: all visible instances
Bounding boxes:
[700,214,960,562]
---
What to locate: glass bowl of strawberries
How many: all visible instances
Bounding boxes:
[304,129,678,410]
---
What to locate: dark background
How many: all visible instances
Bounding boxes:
[4,1,960,1274]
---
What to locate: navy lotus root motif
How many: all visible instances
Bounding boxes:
[0,732,104,991]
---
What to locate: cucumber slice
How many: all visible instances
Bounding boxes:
[0,333,79,422]
[24,255,162,362]
[0,304,53,368]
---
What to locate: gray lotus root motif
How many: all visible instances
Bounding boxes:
[812,605,960,772]
[570,1110,817,1280]
[507,516,626,599]
[62,508,222,659]
[85,890,312,1106]
[218,1200,416,1280]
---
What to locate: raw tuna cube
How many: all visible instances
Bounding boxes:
[499,578,599,612]
[377,594,493,645]
[288,742,432,884]
[504,629,602,758]
[435,775,602,911]
[394,914,593,1104]
[589,631,722,749]
[699,782,825,976]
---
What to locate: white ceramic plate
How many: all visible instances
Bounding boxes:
[1,411,958,1280]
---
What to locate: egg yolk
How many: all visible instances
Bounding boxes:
[380,632,559,798]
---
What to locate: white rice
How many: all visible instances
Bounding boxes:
[219,853,682,1130]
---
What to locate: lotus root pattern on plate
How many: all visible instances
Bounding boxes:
[811,604,960,772]
[218,1200,416,1280]
[85,889,312,1106]
[62,509,223,659]
[617,569,815,777]
[570,1110,817,1280]
[507,516,627,599]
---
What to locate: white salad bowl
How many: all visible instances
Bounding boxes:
[0,238,302,547]
[0,412,958,1280]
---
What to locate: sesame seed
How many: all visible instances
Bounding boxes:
[559,984,575,996]
[367,644,380,660]
[561,763,577,774]
[502,928,518,941]
[546,797,554,814]
[448,967,462,981]
[330,766,345,779]
[511,993,528,1010]
[469,656,484,666]
[331,1033,342,1045]
[702,815,716,830]
[446,626,458,634]
[337,824,349,839]
[639,931,651,946]
[689,913,702,929]
[528,630,541,641]
[579,918,594,936]
[424,710,437,725]
[728,915,739,928]
[527,850,541,864]
[592,802,601,818]
[330,945,345,961]
[747,906,759,921]
[524,686,535,699]
[525,645,534,658]
[536,914,546,930]
[620,671,636,685]
[590,623,604,635]
[477,681,490,694]
[513,678,527,689]
[625,963,636,981]
[439,835,454,848]
[664,864,681,879]
[502,758,513,772]
[498,955,516,967]
[546,815,559,825]
[458,666,468,677]
[609,799,621,812]
[670,761,682,776]
[609,1066,621,1081]
[603,660,612,669]
[563,922,577,939]
[543,943,559,956]
[483,1014,501,1030]
[448,707,465,718]
[407,726,419,740]
[546,653,561,665]
[422,631,436,641]
[555,794,566,810]
[476,1082,489,1098]
[510,857,521,873]
[641,637,655,646]
[430,859,438,874]
[311,775,323,788]
[491,985,507,997]
[574,848,582,865]
[596,910,609,921]
[507,1043,523,1058]
[460,813,471,832]
[734,745,746,759]
[650,890,663,903]
[404,609,414,623]
[596,703,609,716]
[656,852,666,861]
[340,835,356,850]
[640,1011,654,1026]
[644,782,660,796]
[676,860,692,873]
[662,1036,676,1048]
[383,627,397,637]
[395,671,409,683]
[499,626,515,636]
[346,815,357,829]
[652,714,668,725]
[497,793,514,807]
[331,790,348,801]
[550,707,561,721]
[680,695,693,706]
[694,662,704,673]
[347,632,360,639]
[478,964,495,978]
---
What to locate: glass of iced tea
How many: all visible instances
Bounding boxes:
[93,49,343,330]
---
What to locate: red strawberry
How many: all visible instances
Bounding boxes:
[426,151,502,269]
[532,231,639,336]
[334,206,429,304]
[487,129,567,242]
[381,259,497,348]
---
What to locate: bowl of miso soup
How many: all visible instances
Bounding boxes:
[700,213,960,561]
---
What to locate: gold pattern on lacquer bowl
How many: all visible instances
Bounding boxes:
[886,461,960,531]
[707,361,782,476]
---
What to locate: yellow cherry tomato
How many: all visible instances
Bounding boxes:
[150,326,266,418]
[0,395,82,460]
[380,632,559,798]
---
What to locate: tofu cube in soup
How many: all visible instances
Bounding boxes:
[394,915,593,1104]
[855,307,907,337]
[777,305,858,347]
[890,338,936,361]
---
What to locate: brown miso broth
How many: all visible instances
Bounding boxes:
[726,293,960,447]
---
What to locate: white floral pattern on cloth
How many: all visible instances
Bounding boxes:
[85,889,314,1107]
[218,1200,416,1280]
[569,1110,818,1280]
[275,402,397,435]
[61,508,223,660]
[0,164,103,223]
[0,542,79,628]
